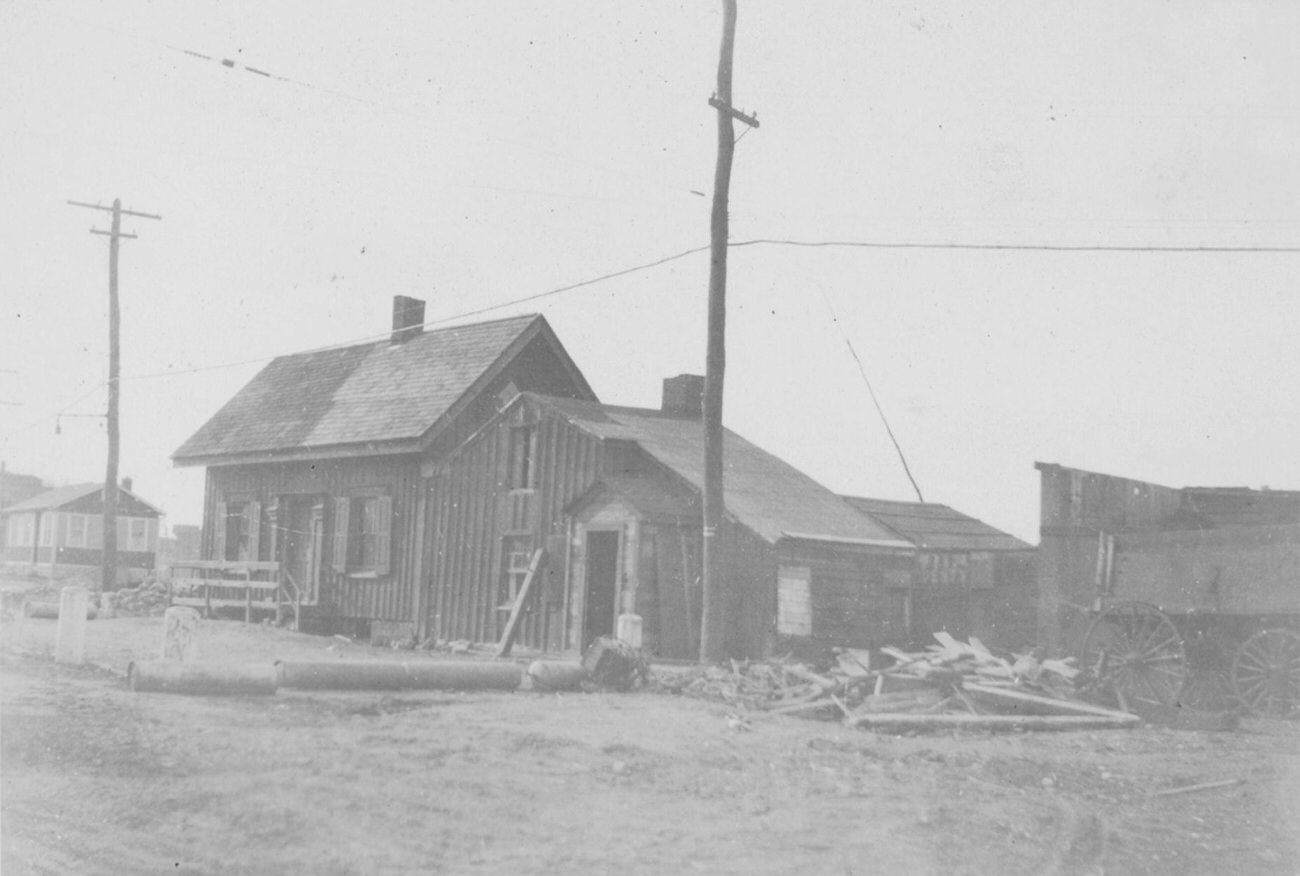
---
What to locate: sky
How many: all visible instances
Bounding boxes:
[2,1,1297,543]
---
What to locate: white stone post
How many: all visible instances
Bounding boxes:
[159,606,201,662]
[54,586,90,665]
[616,613,643,648]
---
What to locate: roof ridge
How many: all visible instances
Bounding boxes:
[269,312,543,363]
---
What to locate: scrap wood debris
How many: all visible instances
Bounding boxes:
[658,632,1136,732]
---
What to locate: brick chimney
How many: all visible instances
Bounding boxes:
[120,476,133,493]
[391,295,426,344]
[661,374,704,418]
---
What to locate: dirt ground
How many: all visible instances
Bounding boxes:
[2,613,1299,876]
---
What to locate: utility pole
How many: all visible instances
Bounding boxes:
[699,0,759,663]
[67,198,161,594]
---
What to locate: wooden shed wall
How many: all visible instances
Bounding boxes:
[1036,464,1183,651]
[204,456,423,625]
[774,540,914,660]
[426,398,603,651]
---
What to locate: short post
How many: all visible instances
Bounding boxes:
[617,613,643,648]
[160,606,201,662]
[55,586,90,665]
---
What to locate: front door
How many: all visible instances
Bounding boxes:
[282,497,323,604]
[583,530,620,648]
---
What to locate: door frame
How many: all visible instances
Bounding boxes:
[578,525,624,653]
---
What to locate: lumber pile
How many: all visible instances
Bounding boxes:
[664,633,1138,733]
[106,578,171,617]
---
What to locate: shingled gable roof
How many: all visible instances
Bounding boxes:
[173,314,592,465]
[527,394,912,549]
[841,496,1031,552]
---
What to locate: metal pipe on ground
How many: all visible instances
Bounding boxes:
[24,601,98,620]
[276,660,524,691]
[523,661,588,692]
[128,661,279,696]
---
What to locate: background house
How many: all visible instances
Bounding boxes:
[426,380,915,659]
[171,296,596,637]
[841,497,1037,650]
[1,480,163,583]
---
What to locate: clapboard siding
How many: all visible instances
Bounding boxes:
[204,456,422,624]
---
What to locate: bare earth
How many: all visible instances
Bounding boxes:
[2,614,1298,876]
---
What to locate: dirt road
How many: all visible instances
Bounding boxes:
[2,619,1298,875]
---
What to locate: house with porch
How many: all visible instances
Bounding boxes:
[171,297,597,636]
[1,481,163,583]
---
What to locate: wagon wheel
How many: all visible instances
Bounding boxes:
[1178,625,1236,712]
[1231,628,1300,718]
[1079,602,1187,710]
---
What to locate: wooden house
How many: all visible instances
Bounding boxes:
[171,297,596,637]
[425,380,915,659]
[1035,461,1300,650]
[1,481,163,583]
[840,497,1037,650]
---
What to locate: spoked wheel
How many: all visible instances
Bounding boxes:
[1231,628,1300,718]
[1178,625,1236,712]
[1079,602,1187,710]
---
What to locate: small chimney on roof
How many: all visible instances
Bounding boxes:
[121,476,133,493]
[391,295,426,344]
[662,374,704,418]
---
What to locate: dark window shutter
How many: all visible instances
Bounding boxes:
[246,501,262,561]
[373,495,393,576]
[213,501,228,561]
[331,497,350,574]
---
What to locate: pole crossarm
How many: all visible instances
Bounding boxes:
[67,200,163,221]
[707,95,759,128]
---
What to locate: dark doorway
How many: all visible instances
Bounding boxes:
[583,530,619,648]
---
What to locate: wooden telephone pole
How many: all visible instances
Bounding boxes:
[700,0,759,662]
[67,198,161,593]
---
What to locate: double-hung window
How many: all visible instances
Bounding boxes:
[331,489,393,577]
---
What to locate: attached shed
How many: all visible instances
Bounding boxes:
[1,482,163,583]
[425,380,915,660]
[841,497,1037,650]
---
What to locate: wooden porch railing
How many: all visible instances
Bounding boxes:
[168,560,300,628]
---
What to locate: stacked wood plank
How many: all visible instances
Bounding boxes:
[665,633,1138,732]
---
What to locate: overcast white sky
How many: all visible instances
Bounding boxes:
[2,1,1297,542]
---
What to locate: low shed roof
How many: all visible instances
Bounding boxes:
[841,496,1031,552]
[534,395,911,549]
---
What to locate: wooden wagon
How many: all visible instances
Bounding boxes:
[1078,523,1300,717]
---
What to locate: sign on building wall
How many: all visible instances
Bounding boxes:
[777,565,812,636]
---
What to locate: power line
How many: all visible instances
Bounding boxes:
[116,244,714,384]
[109,231,1300,384]
[730,238,1300,253]
[815,285,925,503]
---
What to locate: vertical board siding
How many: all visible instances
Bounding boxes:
[774,540,915,660]
[205,455,422,624]
[426,398,602,651]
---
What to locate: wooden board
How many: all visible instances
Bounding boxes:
[962,683,1135,720]
[494,549,545,658]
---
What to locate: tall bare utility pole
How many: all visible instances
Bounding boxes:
[67,198,161,593]
[700,0,759,663]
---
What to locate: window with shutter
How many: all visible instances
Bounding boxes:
[213,501,227,561]
[332,497,350,574]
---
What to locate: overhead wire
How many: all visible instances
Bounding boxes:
[814,285,926,502]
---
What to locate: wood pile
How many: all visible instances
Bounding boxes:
[106,579,172,617]
[663,632,1138,732]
